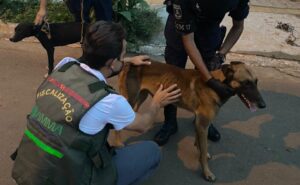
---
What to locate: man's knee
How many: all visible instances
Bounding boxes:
[142,141,161,165]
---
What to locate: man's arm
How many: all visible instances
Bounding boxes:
[124,103,159,133]
[182,33,234,100]
[182,33,212,81]
[123,55,151,66]
[219,19,244,55]
[34,0,48,25]
[170,0,211,81]
[124,84,181,133]
[221,0,249,55]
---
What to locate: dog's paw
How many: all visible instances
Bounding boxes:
[203,170,216,182]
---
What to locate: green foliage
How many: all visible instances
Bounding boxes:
[113,0,162,49]
[0,0,73,23]
[46,2,73,22]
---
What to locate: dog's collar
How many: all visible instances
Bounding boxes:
[217,65,238,106]
[34,21,51,39]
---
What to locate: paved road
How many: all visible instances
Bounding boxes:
[0,39,299,185]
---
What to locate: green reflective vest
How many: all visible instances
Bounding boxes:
[12,62,118,185]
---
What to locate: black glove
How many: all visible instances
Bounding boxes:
[207,53,226,71]
[206,78,234,100]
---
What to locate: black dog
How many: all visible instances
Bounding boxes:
[10,22,85,74]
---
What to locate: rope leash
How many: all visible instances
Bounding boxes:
[41,18,51,40]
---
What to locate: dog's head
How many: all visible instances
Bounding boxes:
[222,61,266,111]
[10,22,35,42]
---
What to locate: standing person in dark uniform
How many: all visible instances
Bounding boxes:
[154,0,250,146]
[34,0,113,25]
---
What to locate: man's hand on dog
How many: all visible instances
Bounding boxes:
[152,84,181,108]
[125,55,151,66]
[206,78,234,100]
[207,53,225,71]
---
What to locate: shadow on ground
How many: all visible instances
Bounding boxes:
[126,91,300,185]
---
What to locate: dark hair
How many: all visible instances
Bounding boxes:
[82,21,126,69]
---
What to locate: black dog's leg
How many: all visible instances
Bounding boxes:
[47,47,55,74]
[37,34,55,75]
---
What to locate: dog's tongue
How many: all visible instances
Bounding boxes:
[249,103,257,112]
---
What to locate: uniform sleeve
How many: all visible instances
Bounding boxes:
[173,0,196,34]
[79,94,135,134]
[229,0,249,21]
[106,95,136,131]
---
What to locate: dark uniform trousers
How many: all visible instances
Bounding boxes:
[65,0,113,22]
[163,14,226,124]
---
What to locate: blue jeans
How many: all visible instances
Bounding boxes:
[113,141,161,185]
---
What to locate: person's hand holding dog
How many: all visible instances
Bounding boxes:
[206,51,233,100]
[34,0,47,25]
[35,9,47,25]
[207,52,226,71]
[206,78,234,100]
[152,84,181,108]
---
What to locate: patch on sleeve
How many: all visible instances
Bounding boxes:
[173,4,183,20]
[175,22,192,33]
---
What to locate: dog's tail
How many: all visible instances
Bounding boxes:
[118,63,141,107]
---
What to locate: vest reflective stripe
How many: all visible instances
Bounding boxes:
[47,76,90,109]
[24,129,63,159]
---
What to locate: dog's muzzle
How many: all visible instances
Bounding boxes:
[9,37,16,42]
[236,88,266,112]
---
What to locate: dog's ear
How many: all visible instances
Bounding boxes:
[221,64,234,80]
[230,61,244,65]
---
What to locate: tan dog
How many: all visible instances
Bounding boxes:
[117,61,266,181]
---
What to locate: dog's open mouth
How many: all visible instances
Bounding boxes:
[238,93,257,112]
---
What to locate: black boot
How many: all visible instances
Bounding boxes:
[207,124,221,142]
[154,122,178,146]
[154,104,178,146]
